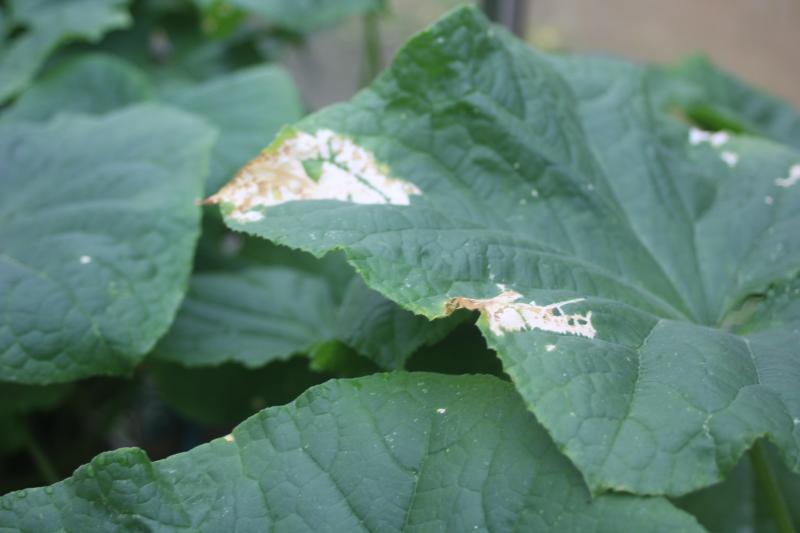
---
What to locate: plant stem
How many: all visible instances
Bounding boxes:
[27,434,58,485]
[749,441,796,533]
[481,0,528,37]
[361,12,382,86]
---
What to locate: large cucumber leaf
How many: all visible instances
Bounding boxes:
[0,373,701,532]
[0,0,131,104]
[0,105,215,384]
[210,6,800,496]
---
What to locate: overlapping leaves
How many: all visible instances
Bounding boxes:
[0,0,131,103]
[0,373,701,532]
[213,6,800,497]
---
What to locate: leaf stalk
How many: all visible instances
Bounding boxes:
[749,441,796,533]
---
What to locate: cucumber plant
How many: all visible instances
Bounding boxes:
[0,3,798,532]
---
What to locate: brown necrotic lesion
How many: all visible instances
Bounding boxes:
[206,129,422,222]
[446,285,596,338]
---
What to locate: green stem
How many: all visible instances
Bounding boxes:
[27,433,58,485]
[749,441,796,533]
[361,12,382,86]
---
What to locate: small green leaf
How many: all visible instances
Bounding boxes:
[0,0,132,103]
[0,383,72,417]
[148,358,326,426]
[0,373,701,532]
[0,105,216,384]
[664,55,800,149]
[154,263,458,370]
[675,443,800,532]
[164,64,304,192]
[0,54,153,123]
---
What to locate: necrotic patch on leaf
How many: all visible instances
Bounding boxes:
[445,285,596,338]
[206,129,422,221]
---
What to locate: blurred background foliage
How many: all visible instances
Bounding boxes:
[0,2,798,530]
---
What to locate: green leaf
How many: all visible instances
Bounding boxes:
[0,54,153,123]
[0,0,131,104]
[0,383,72,417]
[148,357,327,426]
[154,263,458,369]
[197,0,385,34]
[675,443,800,532]
[0,54,303,194]
[663,55,800,149]
[0,105,216,384]
[164,64,304,192]
[0,373,701,532]
[210,6,800,496]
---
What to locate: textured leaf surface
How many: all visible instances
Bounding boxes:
[154,264,457,369]
[0,105,215,384]
[0,373,701,532]
[212,7,800,496]
[0,54,152,123]
[0,0,131,103]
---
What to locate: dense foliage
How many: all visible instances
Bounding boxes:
[0,1,798,531]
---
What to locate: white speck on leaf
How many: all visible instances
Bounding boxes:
[436,408,446,414]
[206,129,422,222]
[530,189,539,198]
[545,344,556,352]
[765,195,774,205]
[775,164,800,188]
[79,256,92,265]
[720,151,739,167]
[689,127,729,148]
[709,131,729,147]
[223,434,234,443]
[689,127,710,145]
[445,284,596,338]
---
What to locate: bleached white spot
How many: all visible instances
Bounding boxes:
[775,164,800,188]
[530,189,539,198]
[79,255,92,265]
[207,129,422,222]
[765,195,774,205]
[435,37,445,44]
[436,408,447,414]
[690,128,730,147]
[236,211,264,222]
[223,434,234,443]
[709,131,729,147]
[689,127,711,145]
[545,344,556,352]
[720,151,739,167]
[445,284,596,338]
